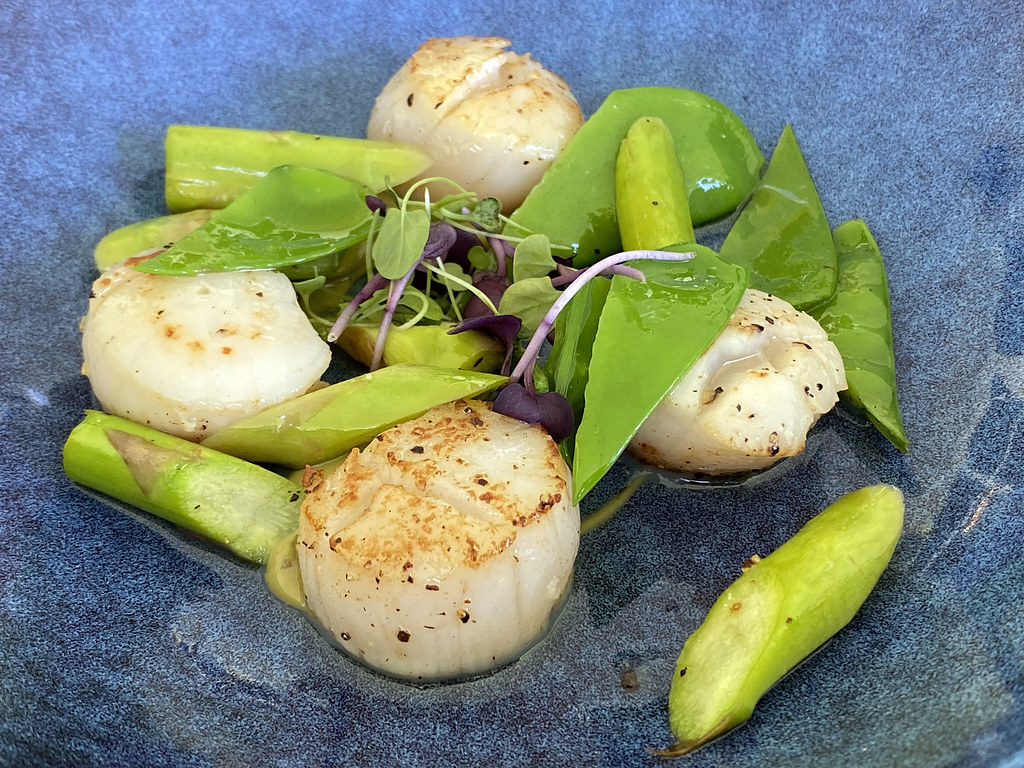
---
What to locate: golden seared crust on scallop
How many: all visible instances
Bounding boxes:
[297,399,579,681]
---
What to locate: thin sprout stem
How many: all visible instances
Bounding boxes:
[422,260,498,316]
[364,211,381,281]
[490,237,507,279]
[371,264,417,370]
[396,287,431,330]
[509,250,695,383]
[551,262,646,287]
[327,273,388,342]
[497,214,575,253]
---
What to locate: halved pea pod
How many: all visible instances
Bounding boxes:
[658,484,904,756]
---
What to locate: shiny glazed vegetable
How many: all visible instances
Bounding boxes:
[509,87,764,267]
[63,411,303,564]
[548,115,747,501]
[93,209,213,270]
[201,364,507,468]
[657,484,904,757]
[164,124,431,212]
[811,220,909,451]
[719,123,836,310]
[140,165,374,276]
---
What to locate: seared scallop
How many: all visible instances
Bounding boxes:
[367,36,583,210]
[629,289,847,475]
[81,259,331,440]
[297,398,580,681]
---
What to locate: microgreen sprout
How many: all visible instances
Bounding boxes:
[491,249,695,441]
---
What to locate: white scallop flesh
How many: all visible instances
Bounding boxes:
[628,289,847,475]
[297,398,580,681]
[81,260,332,440]
[367,36,583,211]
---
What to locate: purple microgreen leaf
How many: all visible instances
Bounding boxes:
[421,221,458,262]
[327,272,388,342]
[463,272,510,318]
[365,195,387,214]
[510,250,695,383]
[449,314,523,375]
[492,383,575,443]
[446,226,485,268]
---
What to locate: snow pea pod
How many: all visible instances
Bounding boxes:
[508,87,764,267]
[719,123,836,310]
[138,165,373,275]
[570,247,746,502]
[549,115,747,502]
[810,220,909,451]
[201,364,506,468]
[93,209,213,271]
[657,484,904,757]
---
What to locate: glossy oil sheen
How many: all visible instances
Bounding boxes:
[571,244,748,502]
[139,165,373,274]
[201,364,507,468]
[719,124,837,309]
[509,88,764,267]
[811,219,910,451]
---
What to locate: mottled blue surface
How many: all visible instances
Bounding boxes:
[2,1,1023,766]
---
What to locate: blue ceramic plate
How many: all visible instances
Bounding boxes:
[3,2,1022,766]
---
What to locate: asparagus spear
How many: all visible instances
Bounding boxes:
[165,125,432,212]
[63,410,303,564]
[94,209,214,271]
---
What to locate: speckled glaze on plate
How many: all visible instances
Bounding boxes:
[2,2,1022,766]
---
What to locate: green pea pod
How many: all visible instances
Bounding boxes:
[615,116,695,250]
[545,275,612,463]
[719,123,837,309]
[571,246,747,503]
[165,124,431,212]
[508,87,764,267]
[810,220,909,451]
[93,209,214,271]
[137,165,374,275]
[201,364,507,468]
[657,484,904,757]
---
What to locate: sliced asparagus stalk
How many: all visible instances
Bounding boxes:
[165,125,433,212]
[63,410,303,564]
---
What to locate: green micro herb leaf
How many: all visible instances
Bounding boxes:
[512,234,557,282]
[373,206,431,280]
[499,277,562,338]
[467,244,495,271]
[472,197,502,231]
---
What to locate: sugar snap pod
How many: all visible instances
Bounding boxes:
[509,87,764,267]
[656,484,904,757]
